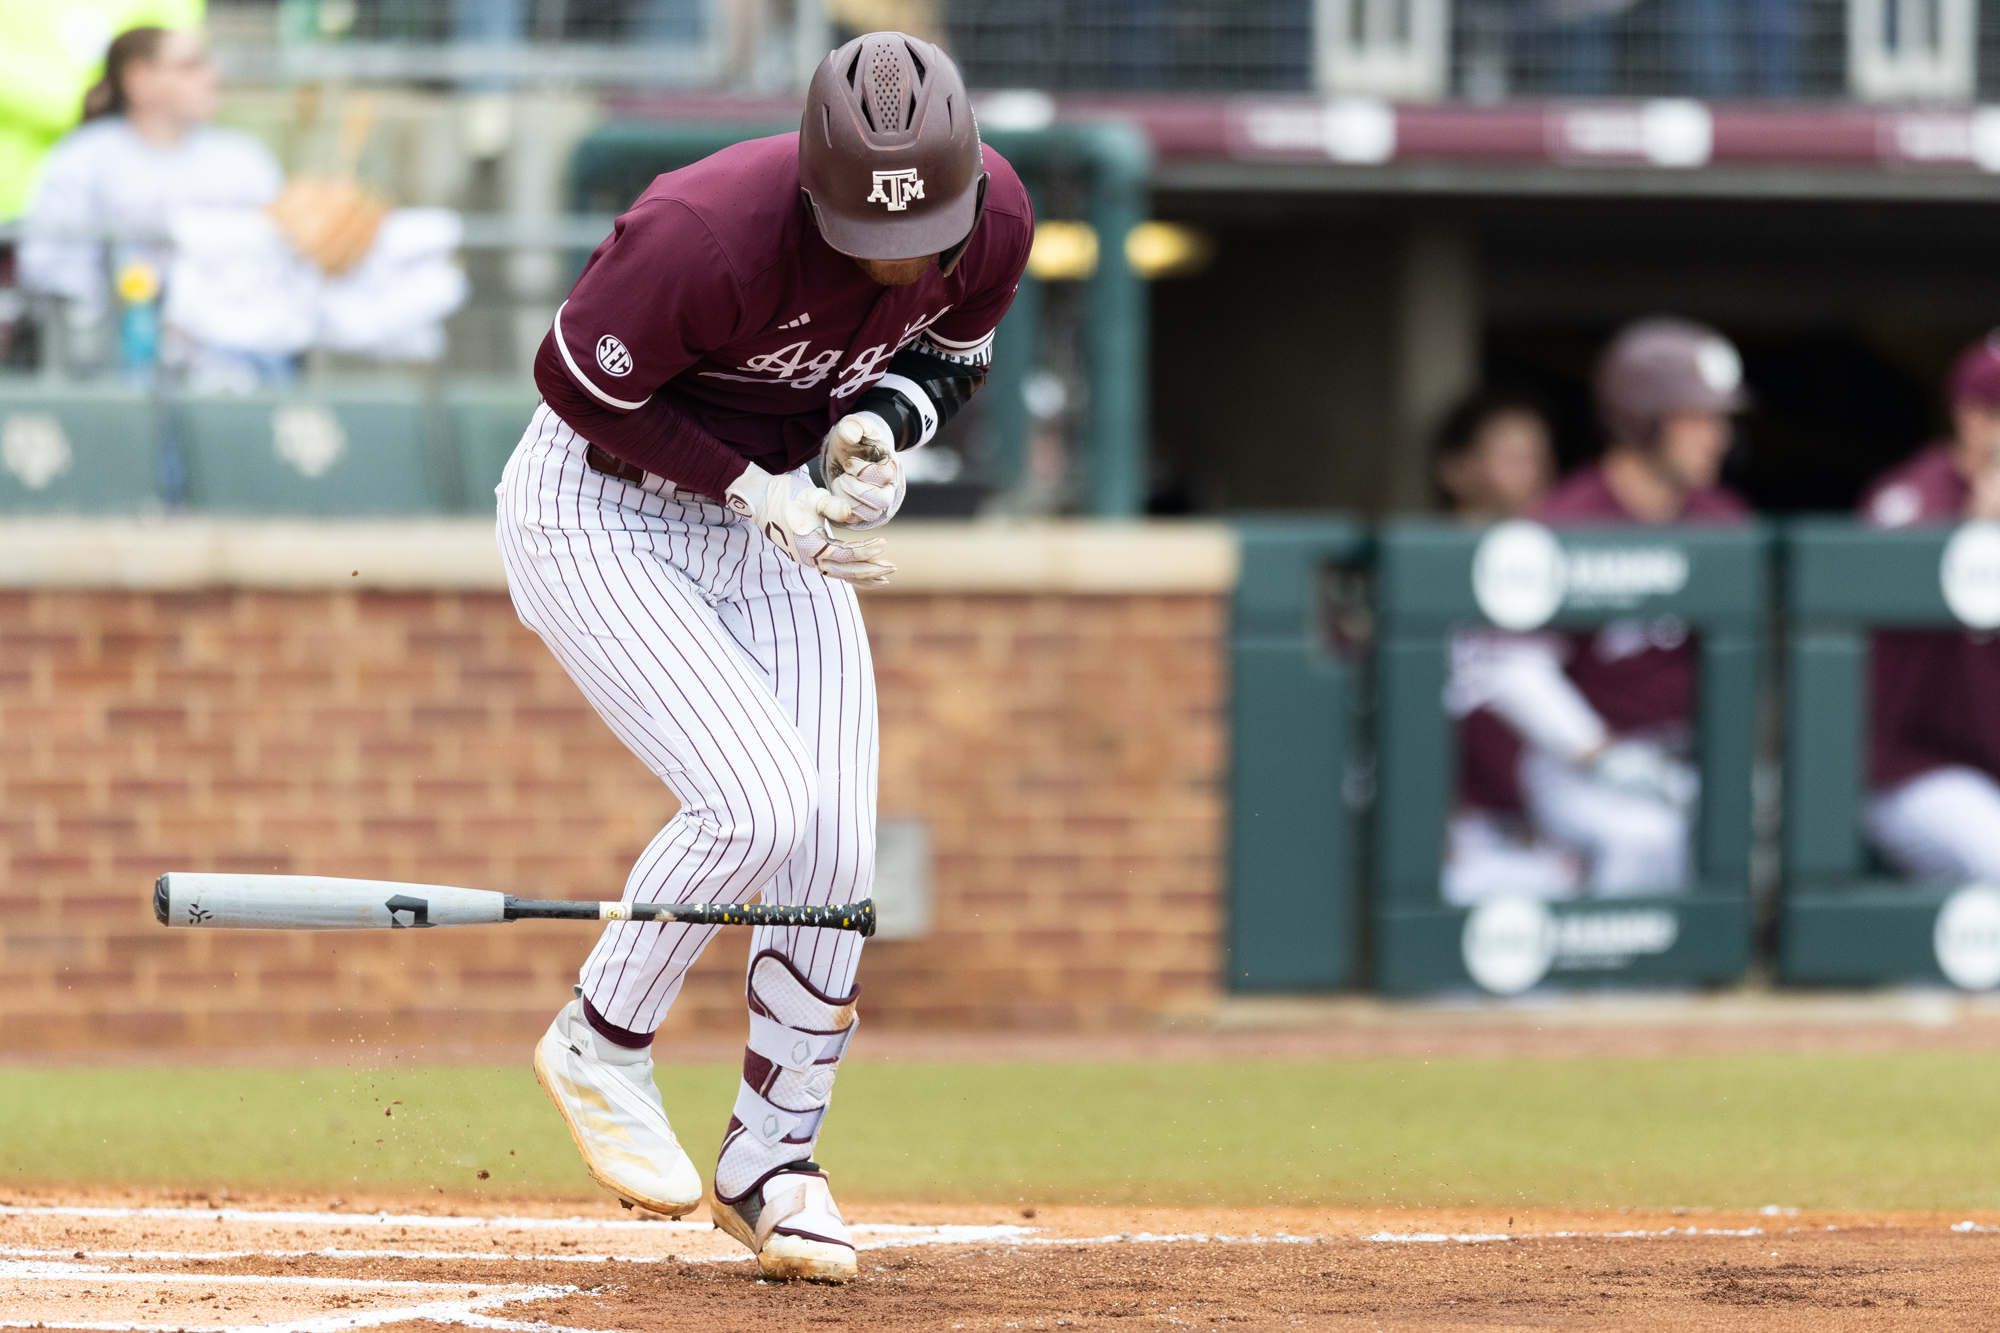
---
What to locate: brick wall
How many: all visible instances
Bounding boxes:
[0,587,1225,1051]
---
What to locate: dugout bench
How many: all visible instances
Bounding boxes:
[1371,521,1766,995]
[1227,518,1370,990]
[1780,520,2000,989]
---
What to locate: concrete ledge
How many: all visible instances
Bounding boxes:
[0,518,1238,594]
[869,520,1238,593]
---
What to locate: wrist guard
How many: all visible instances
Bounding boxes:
[853,330,993,451]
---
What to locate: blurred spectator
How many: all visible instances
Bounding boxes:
[0,2,203,220]
[1859,334,2000,884]
[1450,318,1749,897]
[1433,389,1556,520]
[1536,0,1637,96]
[18,25,285,383]
[1530,0,1798,98]
[1435,390,1582,904]
[1671,0,1798,97]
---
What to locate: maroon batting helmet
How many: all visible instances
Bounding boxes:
[799,32,987,267]
[1596,317,1749,444]
[1948,332,2000,410]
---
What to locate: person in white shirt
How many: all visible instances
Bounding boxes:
[19,26,284,383]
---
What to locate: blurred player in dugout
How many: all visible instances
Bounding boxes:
[1446,318,1751,901]
[1858,335,2000,884]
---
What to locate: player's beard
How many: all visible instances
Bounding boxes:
[853,255,935,286]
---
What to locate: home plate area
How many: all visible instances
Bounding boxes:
[4,1195,1999,1331]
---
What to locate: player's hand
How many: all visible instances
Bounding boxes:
[1587,739,1698,810]
[725,463,897,589]
[819,412,905,531]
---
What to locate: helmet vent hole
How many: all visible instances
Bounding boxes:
[845,50,861,86]
[906,93,918,126]
[868,48,904,131]
[905,43,926,79]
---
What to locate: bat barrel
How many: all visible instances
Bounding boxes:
[158,873,508,930]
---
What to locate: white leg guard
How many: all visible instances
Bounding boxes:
[709,949,858,1282]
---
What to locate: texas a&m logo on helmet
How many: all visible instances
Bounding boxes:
[866,169,925,212]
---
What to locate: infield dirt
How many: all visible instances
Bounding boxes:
[5,1189,1998,1331]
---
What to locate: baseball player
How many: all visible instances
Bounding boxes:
[1432,390,1581,903]
[493,33,1031,1283]
[1451,318,1751,896]
[1858,334,2000,882]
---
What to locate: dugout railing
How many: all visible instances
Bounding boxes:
[1227,518,1371,991]
[1370,520,1766,995]
[1780,519,2000,989]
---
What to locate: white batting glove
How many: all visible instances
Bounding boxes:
[725,463,896,589]
[818,412,905,531]
[1589,739,1698,811]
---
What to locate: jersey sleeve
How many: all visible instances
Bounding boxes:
[533,197,756,498]
[547,198,745,414]
[924,185,1034,360]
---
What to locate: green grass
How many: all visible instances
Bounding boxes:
[5,1052,1999,1210]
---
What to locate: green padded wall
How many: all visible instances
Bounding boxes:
[0,386,160,514]
[176,389,443,517]
[1780,520,1986,986]
[1371,521,1767,995]
[444,383,541,514]
[1228,518,1368,991]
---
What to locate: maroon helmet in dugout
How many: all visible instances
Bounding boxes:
[799,32,987,266]
[1596,317,1749,444]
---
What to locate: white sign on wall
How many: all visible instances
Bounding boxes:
[1940,523,2000,630]
[1934,885,2000,991]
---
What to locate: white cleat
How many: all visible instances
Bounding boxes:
[533,997,702,1217]
[711,1164,858,1283]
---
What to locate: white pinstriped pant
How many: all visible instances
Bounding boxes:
[495,405,874,1032]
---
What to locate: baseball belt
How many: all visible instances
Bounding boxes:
[584,443,651,487]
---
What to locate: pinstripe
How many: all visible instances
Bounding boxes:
[496,406,873,1033]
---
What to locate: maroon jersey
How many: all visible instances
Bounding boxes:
[1455,467,1748,811]
[1859,444,2000,788]
[1458,707,1526,812]
[1538,462,1748,739]
[535,133,1034,500]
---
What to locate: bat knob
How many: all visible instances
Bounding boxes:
[855,898,877,938]
[153,874,170,926]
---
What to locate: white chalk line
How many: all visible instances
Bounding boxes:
[0,1259,543,1289]
[0,1205,712,1233]
[0,1279,595,1333]
[3,1245,665,1266]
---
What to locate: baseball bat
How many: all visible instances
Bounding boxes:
[152,873,876,937]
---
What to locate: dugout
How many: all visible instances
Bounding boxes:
[1370,520,1765,995]
[1226,517,1370,990]
[1780,520,2000,990]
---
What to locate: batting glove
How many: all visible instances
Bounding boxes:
[818,412,905,531]
[725,462,897,589]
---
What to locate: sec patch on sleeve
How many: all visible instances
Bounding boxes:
[597,334,634,376]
